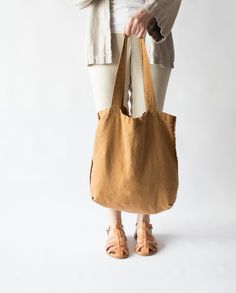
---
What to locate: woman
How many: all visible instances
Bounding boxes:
[70,0,182,259]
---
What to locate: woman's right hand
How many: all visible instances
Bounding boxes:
[122,8,155,38]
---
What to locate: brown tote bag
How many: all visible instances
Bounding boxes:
[89,34,179,214]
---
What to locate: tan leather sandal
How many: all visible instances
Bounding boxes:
[105,223,129,259]
[134,221,158,256]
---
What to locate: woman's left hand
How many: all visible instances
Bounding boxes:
[123,9,155,38]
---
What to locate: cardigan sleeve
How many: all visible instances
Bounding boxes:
[69,0,94,10]
[142,0,182,44]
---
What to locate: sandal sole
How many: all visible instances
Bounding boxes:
[106,251,129,259]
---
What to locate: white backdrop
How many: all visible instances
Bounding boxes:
[0,0,236,292]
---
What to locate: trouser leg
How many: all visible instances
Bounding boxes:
[87,32,131,113]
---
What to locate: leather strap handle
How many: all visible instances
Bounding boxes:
[111,34,157,113]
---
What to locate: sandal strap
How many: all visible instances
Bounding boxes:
[106,223,124,233]
[106,240,129,253]
[135,221,153,229]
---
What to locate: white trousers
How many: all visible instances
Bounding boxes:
[87,33,172,118]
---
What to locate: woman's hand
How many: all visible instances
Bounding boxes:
[122,9,155,38]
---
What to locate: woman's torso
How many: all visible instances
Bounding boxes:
[110,0,145,33]
[84,0,176,68]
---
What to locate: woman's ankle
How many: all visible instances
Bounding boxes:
[109,220,123,228]
[108,209,122,227]
[136,214,150,224]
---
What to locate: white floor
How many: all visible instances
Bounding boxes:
[0,180,235,293]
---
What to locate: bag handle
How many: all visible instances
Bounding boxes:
[111,34,157,113]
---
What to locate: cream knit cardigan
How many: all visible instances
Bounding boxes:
[70,0,182,68]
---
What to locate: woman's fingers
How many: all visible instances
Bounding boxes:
[123,9,154,38]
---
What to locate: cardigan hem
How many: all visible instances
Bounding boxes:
[86,57,174,69]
